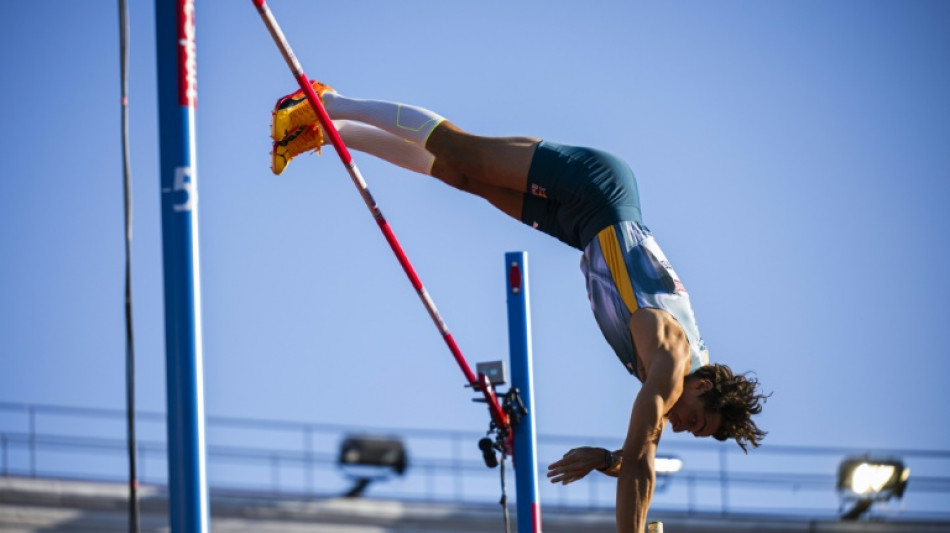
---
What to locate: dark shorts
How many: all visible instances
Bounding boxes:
[521,141,642,250]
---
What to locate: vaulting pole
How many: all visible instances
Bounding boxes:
[250,0,507,430]
[155,1,209,531]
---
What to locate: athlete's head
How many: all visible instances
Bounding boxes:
[667,376,723,439]
[685,364,769,452]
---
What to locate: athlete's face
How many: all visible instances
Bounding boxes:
[667,377,722,438]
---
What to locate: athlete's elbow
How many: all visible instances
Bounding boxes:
[618,455,656,490]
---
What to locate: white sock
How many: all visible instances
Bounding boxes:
[324,92,446,147]
[334,120,435,175]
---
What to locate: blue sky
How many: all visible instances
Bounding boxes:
[1,0,948,504]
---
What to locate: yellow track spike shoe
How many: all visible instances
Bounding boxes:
[271,124,324,175]
[271,80,335,142]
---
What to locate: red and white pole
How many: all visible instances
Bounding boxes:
[250,0,508,431]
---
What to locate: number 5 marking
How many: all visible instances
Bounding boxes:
[173,166,196,212]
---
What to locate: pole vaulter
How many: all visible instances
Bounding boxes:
[254,2,771,530]
[250,0,509,432]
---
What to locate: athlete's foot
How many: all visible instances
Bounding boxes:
[271,124,324,175]
[271,80,335,142]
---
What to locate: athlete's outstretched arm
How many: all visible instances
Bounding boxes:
[616,310,689,532]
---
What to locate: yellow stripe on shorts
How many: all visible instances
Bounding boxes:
[597,225,639,315]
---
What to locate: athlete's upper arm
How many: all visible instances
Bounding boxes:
[624,309,690,455]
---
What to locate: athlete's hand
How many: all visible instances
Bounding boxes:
[546,447,605,485]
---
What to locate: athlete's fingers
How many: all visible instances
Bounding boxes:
[548,459,588,474]
[547,459,582,474]
[547,454,580,469]
[549,447,603,468]
[547,468,583,485]
[546,463,583,477]
[548,447,588,467]
[547,448,600,485]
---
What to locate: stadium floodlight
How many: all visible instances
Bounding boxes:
[837,456,909,520]
[653,455,683,493]
[655,456,683,475]
[338,435,408,497]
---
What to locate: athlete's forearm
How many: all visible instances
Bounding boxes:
[615,456,655,533]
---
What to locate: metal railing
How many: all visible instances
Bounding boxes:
[1,402,948,520]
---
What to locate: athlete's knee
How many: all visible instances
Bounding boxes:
[431,163,476,193]
[426,123,485,177]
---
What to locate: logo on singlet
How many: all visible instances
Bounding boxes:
[673,279,686,293]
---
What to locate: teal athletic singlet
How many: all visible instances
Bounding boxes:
[522,141,709,379]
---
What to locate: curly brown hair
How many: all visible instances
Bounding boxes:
[691,364,769,453]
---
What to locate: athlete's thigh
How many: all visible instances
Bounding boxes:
[466,181,524,221]
[426,122,539,194]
